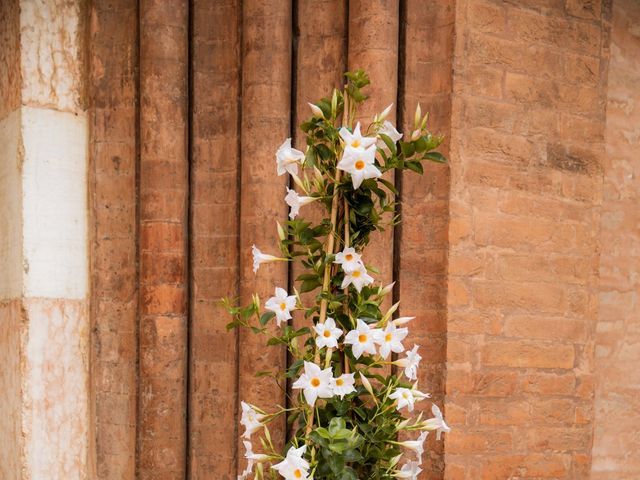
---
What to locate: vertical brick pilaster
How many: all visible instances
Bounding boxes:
[347,0,399,310]
[398,2,455,478]
[188,1,241,478]
[237,0,292,469]
[138,0,189,477]
[88,1,139,478]
[592,0,640,478]
[291,0,347,329]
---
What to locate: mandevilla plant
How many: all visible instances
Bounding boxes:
[226,70,450,480]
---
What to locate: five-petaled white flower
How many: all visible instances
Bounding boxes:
[313,317,343,349]
[265,287,297,326]
[424,403,451,440]
[292,361,334,406]
[240,401,265,439]
[333,247,364,272]
[341,263,374,292]
[374,321,408,359]
[272,445,310,480]
[337,144,381,189]
[344,319,381,359]
[398,431,428,465]
[393,344,422,380]
[285,187,316,220]
[238,440,270,479]
[252,245,286,274]
[276,138,305,176]
[330,373,356,399]
[339,122,377,150]
[395,461,422,479]
[389,385,430,412]
[377,121,403,151]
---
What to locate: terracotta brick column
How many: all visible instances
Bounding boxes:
[237,1,292,466]
[188,0,242,477]
[444,1,611,478]
[88,1,139,478]
[138,0,189,477]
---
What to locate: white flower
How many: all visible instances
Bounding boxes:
[240,401,265,439]
[339,121,377,150]
[377,120,403,150]
[337,144,381,189]
[285,187,316,220]
[424,403,451,440]
[292,361,334,406]
[398,431,428,465]
[395,461,422,479]
[393,344,422,381]
[313,317,343,349]
[374,322,408,359]
[341,263,374,292]
[333,246,364,272]
[238,440,270,479]
[264,287,297,326]
[252,245,286,274]
[344,319,381,359]
[389,385,430,412]
[272,445,310,480]
[276,138,305,176]
[330,373,356,399]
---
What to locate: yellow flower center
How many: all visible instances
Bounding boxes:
[385,333,393,342]
[280,302,287,311]
[358,334,367,343]
[355,160,365,170]
[336,378,344,386]
[402,392,409,399]
[345,254,353,261]
[351,140,361,148]
[310,377,321,387]
[352,271,361,278]
[294,469,303,479]
[323,330,331,338]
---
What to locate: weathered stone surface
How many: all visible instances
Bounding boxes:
[20,0,87,113]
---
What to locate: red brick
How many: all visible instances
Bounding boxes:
[521,372,577,395]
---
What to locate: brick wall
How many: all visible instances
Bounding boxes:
[592,0,640,478]
[13,0,632,479]
[445,0,611,478]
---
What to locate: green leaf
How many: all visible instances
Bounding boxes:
[424,151,447,163]
[259,311,275,326]
[300,278,321,293]
[405,160,424,174]
[400,141,415,157]
[378,133,397,156]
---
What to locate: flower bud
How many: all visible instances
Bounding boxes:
[308,102,324,119]
[276,221,286,241]
[393,316,416,326]
[359,372,375,397]
[380,281,395,297]
[379,103,394,122]
[414,103,422,129]
[410,128,421,141]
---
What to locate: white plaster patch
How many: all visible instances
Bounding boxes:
[0,108,23,300]
[23,298,89,480]
[21,106,88,299]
